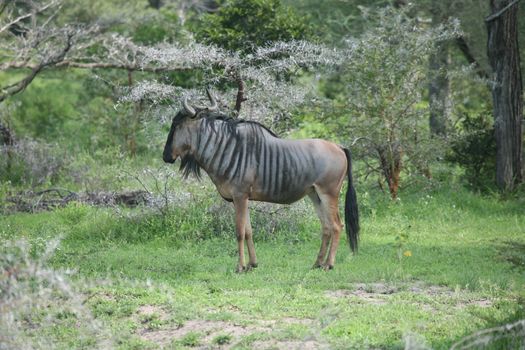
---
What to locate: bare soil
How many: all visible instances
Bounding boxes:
[137,312,323,349]
[325,282,493,309]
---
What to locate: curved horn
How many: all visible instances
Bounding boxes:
[182,96,196,117]
[205,87,218,111]
[194,88,219,111]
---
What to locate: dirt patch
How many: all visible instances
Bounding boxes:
[408,283,492,308]
[454,298,493,309]
[408,282,454,296]
[260,317,315,327]
[251,339,327,350]
[325,282,397,305]
[134,304,174,335]
[137,314,324,349]
[88,291,116,302]
[139,319,267,348]
[325,288,389,305]
[326,282,493,309]
[353,282,398,294]
[136,304,170,321]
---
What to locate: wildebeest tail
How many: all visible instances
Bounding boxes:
[343,147,359,253]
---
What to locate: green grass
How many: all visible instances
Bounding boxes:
[1,180,524,349]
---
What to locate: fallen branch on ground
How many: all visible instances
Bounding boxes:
[2,189,151,213]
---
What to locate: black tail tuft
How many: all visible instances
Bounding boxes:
[343,148,359,253]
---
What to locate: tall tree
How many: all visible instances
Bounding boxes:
[428,0,452,136]
[486,0,523,190]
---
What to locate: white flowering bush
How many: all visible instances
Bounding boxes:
[116,39,344,127]
[0,239,111,349]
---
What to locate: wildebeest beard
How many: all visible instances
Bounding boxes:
[179,153,202,180]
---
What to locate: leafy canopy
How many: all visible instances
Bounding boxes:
[192,0,310,54]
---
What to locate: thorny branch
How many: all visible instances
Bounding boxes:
[0,0,342,122]
[0,29,76,102]
[0,0,59,34]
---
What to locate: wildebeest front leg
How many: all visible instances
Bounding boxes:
[233,196,249,273]
[245,211,258,269]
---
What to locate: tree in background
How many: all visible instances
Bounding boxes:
[340,7,460,199]
[486,0,523,191]
[428,0,453,136]
[190,0,311,113]
[0,0,103,103]
[1,0,521,196]
[192,0,309,55]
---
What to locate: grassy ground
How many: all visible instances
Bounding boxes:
[1,178,525,349]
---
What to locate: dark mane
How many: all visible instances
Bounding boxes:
[180,153,202,180]
[201,111,280,138]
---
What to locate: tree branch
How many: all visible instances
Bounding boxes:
[455,36,489,79]
[0,0,58,34]
[0,31,74,103]
[485,0,521,22]
[2,60,193,72]
[234,76,247,113]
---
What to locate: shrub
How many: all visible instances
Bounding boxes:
[338,6,460,199]
[0,139,66,187]
[0,239,111,349]
[446,111,496,190]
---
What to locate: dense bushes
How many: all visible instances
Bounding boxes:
[447,111,497,190]
[0,238,110,349]
[0,139,66,187]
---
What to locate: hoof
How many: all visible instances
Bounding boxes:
[312,263,322,269]
[323,264,334,271]
[248,262,258,269]
[236,265,246,273]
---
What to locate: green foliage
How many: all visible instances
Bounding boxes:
[285,0,389,44]
[132,10,184,45]
[334,6,460,197]
[447,111,496,190]
[9,76,82,140]
[212,334,232,345]
[178,332,201,347]
[192,0,310,54]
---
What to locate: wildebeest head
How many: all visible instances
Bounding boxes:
[162,89,218,164]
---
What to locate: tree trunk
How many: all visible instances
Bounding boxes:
[0,121,14,146]
[127,69,139,157]
[486,0,523,191]
[428,1,451,136]
[377,143,403,200]
[429,42,451,136]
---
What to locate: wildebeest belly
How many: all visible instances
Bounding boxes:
[249,183,313,204]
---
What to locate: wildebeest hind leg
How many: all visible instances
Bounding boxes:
[245,211,258,269]
[308,191,332,269]
[323,199,342,269]
[233,196,249,273]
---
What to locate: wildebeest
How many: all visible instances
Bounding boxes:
[163,90,359,272]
